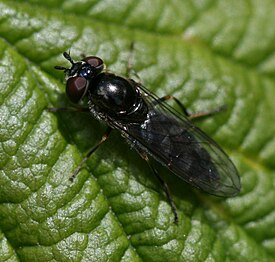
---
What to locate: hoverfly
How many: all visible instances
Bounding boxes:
[53,51,241,222]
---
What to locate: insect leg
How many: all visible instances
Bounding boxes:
[69,127,112,181]
[47,107,90,113]
[125,42,141,82]
[126,42,135,78]
[153,95,189,116]
[187,105,227,120]
[137,151,178,223]
[153,95,226,120]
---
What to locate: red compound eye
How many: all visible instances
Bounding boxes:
[66,76,87,103]
[82,56,103,68]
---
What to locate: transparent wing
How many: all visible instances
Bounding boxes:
[112,83,240,197]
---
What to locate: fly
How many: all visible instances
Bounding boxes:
[53,51,241,223]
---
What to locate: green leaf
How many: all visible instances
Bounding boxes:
[0,0,275,261]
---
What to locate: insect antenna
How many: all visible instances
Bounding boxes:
[54,65,68,70]
[63,51,74,65]
[54,51,75,74]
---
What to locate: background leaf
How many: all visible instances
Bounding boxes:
[0,0,275,261]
